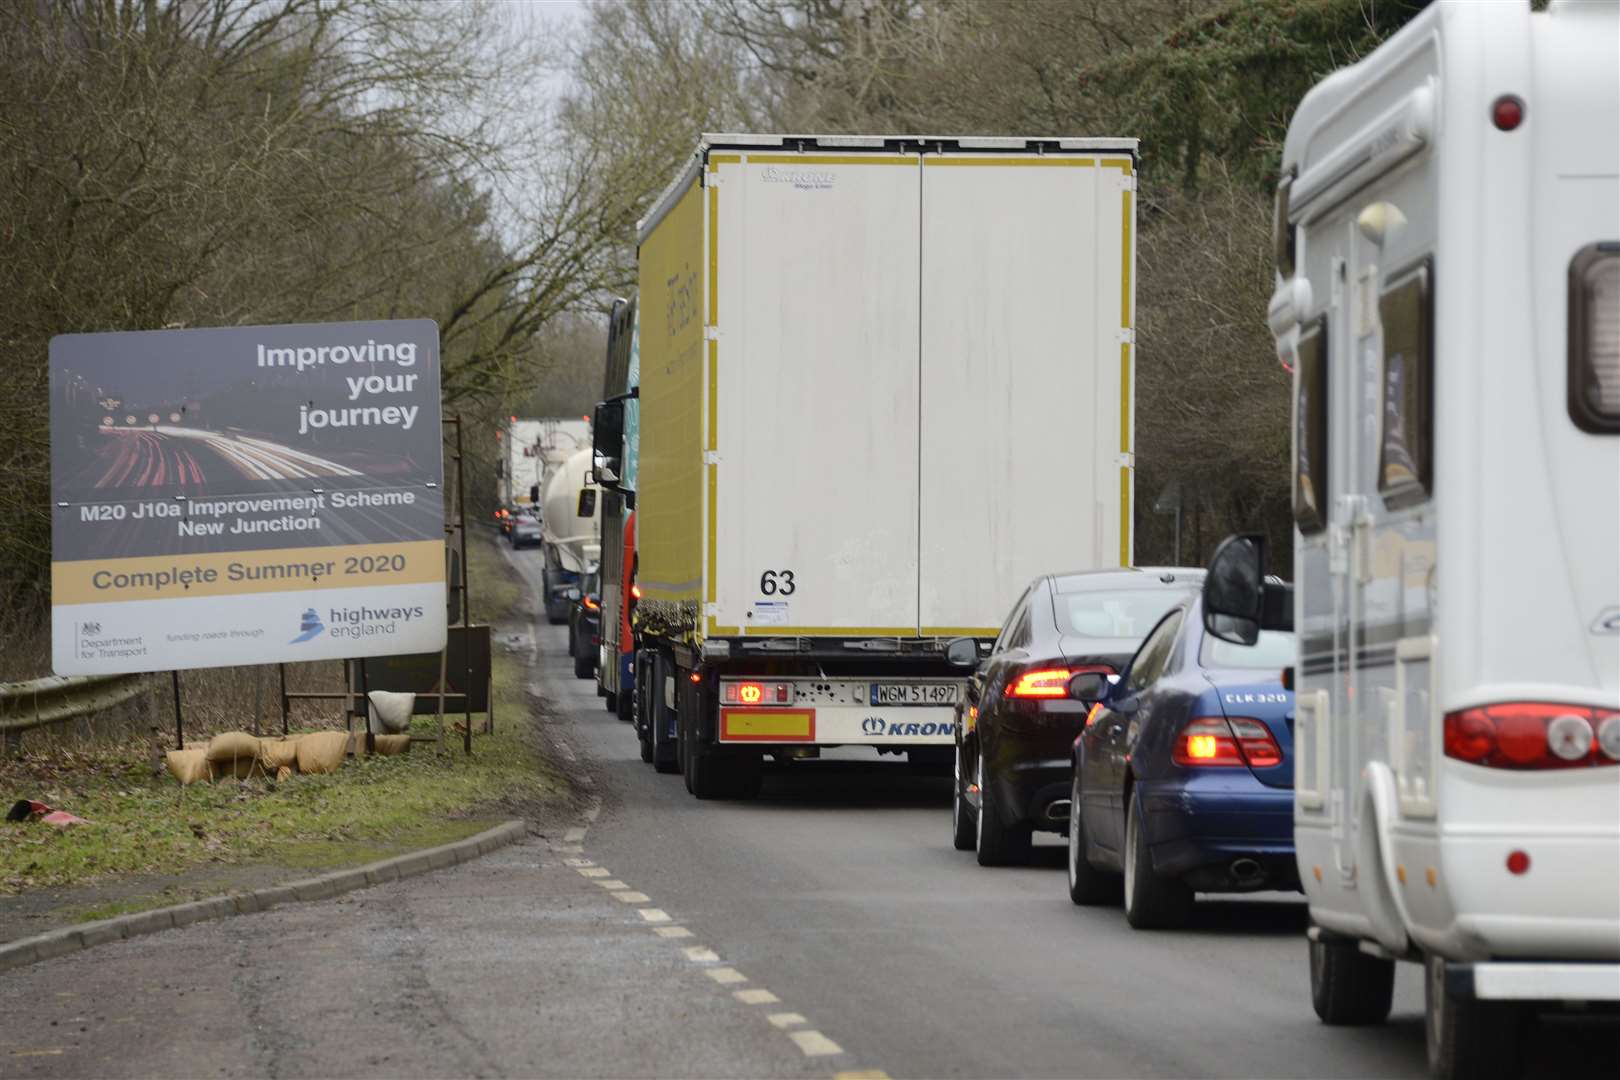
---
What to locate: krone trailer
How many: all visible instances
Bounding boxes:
[592,134,1138,797]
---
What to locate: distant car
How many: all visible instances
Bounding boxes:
[1068,591,1298,929]
[508,513,541,549]
[568,567,602,680]
[953,568,1205,866]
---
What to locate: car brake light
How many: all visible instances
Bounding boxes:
[1443,703,1619,769]
[583,596,599,610]
[1006,663,1112,699]
[1172,716,1282,769]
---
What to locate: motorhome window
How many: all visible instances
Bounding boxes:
[1568,242,1620,434]
[1292,317,1328,533]
[1377,260,1434,507]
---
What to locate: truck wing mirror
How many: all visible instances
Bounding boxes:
[577,489,597,518]
[1203,533,1293,645]
[592,399,626,492]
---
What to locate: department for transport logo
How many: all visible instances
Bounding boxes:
[290,607,325,643]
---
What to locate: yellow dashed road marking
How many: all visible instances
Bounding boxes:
[789,1031,843,1057]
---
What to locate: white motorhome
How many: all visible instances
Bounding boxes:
[1234,2,1619,1077]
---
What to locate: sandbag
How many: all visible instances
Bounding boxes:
[205,731,261,764]
[295,731,349,775]
[368,690,416,734]
[372,734,411,756]
[275,765,294,782]
[258,737,301,770]
[347,732,369,758]
[165,749,214,786]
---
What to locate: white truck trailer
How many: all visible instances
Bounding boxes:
[539,445,600,624]
[1204,3,1619,1077]
[591,134,1138,796]
[507,417,591,509]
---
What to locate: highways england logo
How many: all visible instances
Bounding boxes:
[290,607,325,643]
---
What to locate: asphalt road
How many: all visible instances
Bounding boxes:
[4,545,1615,1079]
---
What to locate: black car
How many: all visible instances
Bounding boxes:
[567,567,602,680]
[1068,592,1298,928]
[952,568,1205,865]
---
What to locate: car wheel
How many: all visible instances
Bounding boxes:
[1309,934,1395,1026]
[1424,952,1522,1079]
[1067,769,1122,905]
[1123,791,1192,929]
[951,743,975,851]
[974,746,1031,867]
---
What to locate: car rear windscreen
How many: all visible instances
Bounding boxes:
[1058,589,1190,639]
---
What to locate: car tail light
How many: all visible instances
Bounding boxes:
[1006,663,1112,699]
[722,682,790,705]
[583,596,599,611]
[630,584,643,600]
[1443,703,1620,769]
[1173,716,1282,769]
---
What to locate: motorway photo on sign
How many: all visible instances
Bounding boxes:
[49,319,447,675]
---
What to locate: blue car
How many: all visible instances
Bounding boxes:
[1067,592,1298,929]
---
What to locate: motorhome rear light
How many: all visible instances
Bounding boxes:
[1491,94,1525,132]
[1506,850,1530,876]
[1007,668,1072,698]
[1172,718,1245,767]
[1443,703,1619,769]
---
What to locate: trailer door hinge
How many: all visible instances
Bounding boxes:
[704,326,720,342]
[703,450,721,465]
[1117,452,1135,468]
[1117,328,1135,345]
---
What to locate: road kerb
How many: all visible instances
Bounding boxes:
[0,818,526,973]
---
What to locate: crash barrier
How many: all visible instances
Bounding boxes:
[0,673,153,753]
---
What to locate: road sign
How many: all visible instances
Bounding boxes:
[49,319,447,674]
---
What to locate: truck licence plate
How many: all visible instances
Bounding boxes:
[871,683,960,706]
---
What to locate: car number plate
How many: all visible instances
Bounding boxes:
[871,683,960,706]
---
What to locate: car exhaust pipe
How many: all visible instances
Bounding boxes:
[1044,799,1072,822]
[1230,858,1264,884]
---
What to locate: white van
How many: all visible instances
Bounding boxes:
[1207,2,1619,1077]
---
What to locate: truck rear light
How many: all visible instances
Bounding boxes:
[1172,716,1281,769]
[723,682,790,705]
[1006,664,1112,699]
[1443,703,1619,769]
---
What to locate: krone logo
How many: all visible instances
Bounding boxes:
[861,716,885,735]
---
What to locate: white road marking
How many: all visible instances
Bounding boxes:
[638,908,672,923]
[578,867,611,878]
[789,1031,844,1057]
[551,845,583,855]
[612,891,651,904]
[767,1012,807,1029]
[683,946,719,963]
[704,967,748,985]
[564,858,594,868]
[563,826,586,843]
[732,988,779,1005]
[593,879,630,890]
[653,926,693,939]
[584,797,603,823]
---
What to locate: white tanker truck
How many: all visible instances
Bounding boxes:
[540,445,601,624]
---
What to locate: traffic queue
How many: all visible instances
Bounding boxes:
[543,4,1620,1079]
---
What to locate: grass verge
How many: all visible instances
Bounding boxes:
[1,528,558,902]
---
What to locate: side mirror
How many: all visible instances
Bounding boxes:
[576,489,597,518]
[944,637,978,668]
[1067,671,1109,703]
[1203,533,1293,645]
[592,399,626,492]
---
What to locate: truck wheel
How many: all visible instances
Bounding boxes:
[634,654,654,763]
[1123,793,1192,929]
[1309,935,1394,1026]
[604,690,617,713]
[651,652,679,774]
[616,681,634,723]
[974,748,1031,866]
[1068,770,1122,905]
[951,744,975,851]
[572,647,592,680]
[1425,953,1522,1080]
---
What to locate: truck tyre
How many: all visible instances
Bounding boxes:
[604,690,617,713]
[572,646,592,680]
[617,679,635,723]
[951,744,975,851]
[634,653,654,764]
[1424,953,1522,1080]
[974,747,1032,866]
[1123,793,1192,929]
[1309,935,1395,1026]
[1068,770,1122,905]
[651,652,679,774]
